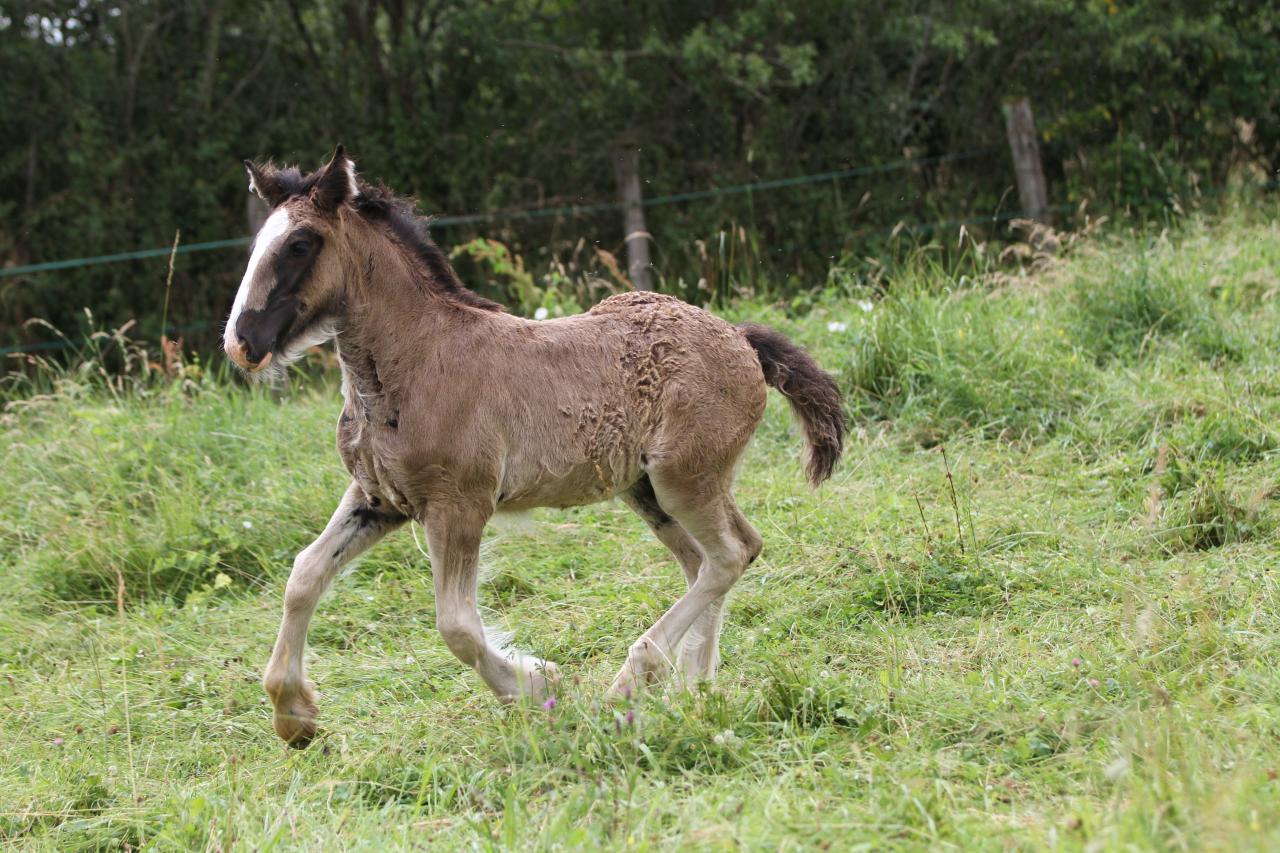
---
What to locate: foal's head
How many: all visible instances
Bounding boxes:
[223,146,361,375]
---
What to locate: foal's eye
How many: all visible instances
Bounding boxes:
[288,240,311,256]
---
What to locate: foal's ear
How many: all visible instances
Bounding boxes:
[311,145,359,213]
[244,160,289,208]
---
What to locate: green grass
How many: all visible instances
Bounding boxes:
[4,208,1280,849]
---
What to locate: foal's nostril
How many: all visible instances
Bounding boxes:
[226,335,264,370]
[239,335,273,367]
[228,333,274,373]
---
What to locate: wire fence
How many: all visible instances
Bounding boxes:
[0,149,992,281]
[0,202,1056,358]
[1,148,1272,358]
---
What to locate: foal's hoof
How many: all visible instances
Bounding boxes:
[604,673,636,703]
[271,684,319,748]
[516,659,561,701]
[274,710,318,749]
[606,646,668,701]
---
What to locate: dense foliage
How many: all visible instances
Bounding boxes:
[1,1,1276,348]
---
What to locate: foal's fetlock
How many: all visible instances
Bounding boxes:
[265,678,319,748]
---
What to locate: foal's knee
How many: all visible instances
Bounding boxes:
[283,568,323,615]
[726,525,763,575]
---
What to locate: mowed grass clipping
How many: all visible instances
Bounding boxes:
[3,208,1280,850]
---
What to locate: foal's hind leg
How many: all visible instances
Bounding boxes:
[422,500,559,701]
[621,476,725,681]
[608,474,762,698]
[264,483,405,746]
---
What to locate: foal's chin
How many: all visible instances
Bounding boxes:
[235,340,324,384]
[246,357,289,385]
[230,358,284,385]
[268,323,339,382]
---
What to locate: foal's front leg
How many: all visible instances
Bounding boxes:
[263,483,404,746]
[422,501,559,701]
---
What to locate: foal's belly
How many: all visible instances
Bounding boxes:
[495,452,643,511]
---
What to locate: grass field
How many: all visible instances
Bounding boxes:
[4,207,1280,850]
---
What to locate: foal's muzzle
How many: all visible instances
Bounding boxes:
[226,338,273,373]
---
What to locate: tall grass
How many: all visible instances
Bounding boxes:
[3,206,1280,849]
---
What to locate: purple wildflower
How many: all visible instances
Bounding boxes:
[542,696,557,712]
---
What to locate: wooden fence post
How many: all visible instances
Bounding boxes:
[612,148,652,290]
[1003,97,1050,224]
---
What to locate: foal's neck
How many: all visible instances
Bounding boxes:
[333,230,486,401]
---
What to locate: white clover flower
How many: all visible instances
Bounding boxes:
[858,300,874,313]
[242,520,253,530]
[533,307,549,320]
[826,321,848,333]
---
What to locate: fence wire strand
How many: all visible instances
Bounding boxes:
[1,151,1273,357]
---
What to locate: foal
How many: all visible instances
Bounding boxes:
[225,148,845,746]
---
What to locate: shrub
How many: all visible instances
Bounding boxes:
[1067,249,1239,364]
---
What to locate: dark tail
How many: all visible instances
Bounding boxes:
[738,323,845,486]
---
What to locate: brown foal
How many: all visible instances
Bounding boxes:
[223,148,845,746]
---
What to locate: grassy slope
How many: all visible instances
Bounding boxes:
[3,209,1280,850]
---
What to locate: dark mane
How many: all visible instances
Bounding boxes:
[264,163,504,313]
[352,182,505,313]
[267,165,319,199]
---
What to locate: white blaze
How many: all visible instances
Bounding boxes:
[223,208,292,352]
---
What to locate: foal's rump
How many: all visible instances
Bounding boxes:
[489,292,842,510]
[576,292,846,489]
[586,293,846,490]
[492,293,768,508]
[588,292,770,470]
